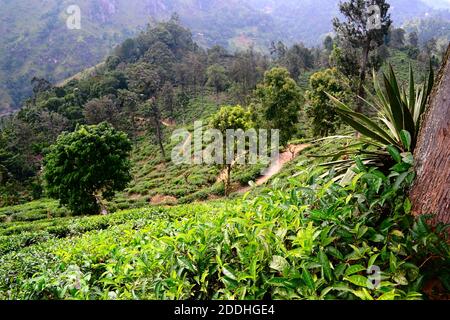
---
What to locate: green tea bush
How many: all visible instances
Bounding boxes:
[0,152,447,300]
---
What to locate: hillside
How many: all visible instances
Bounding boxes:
[1,0,450,112]
[0,0,449,301]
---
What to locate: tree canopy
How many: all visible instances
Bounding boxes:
[43,122,132,215]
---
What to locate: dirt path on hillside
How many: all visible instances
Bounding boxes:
[237,143,310,193]
[216,144,310,193]
[161,119,176,127]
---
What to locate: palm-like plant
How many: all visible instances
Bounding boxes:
[328,64,434,153]
[318,64,434,179]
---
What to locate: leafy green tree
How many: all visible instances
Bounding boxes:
[256,67,302,146]
[330,43,360,88]
[126,62,161,98]
[206,64,229,95]
[117,89,141,137]
[43,122,132,215]
[140,98,166,159]
[333,0,392,112]
[305,68,351,137]
[143,41,176,82]
[158,82,176,118]
[210,105,253,196]
[83,96,120,127]
[230,49,267,101]
[282,44,315,79]
[115,38,138,63]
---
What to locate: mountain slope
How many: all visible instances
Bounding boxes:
[1,0,449,113]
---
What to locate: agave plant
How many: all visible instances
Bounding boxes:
[316,64,434,180]
[328,64,434,153]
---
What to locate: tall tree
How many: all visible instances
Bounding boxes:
[410,45,450,226]
[281,43,315,80]
[305,68,350,137]
[333,0,392,112]
[230,49,267,100]
[256,67,302,146]
[158,82,176,119]
[206,64,229,96]
[141,98,166,160]
[323,36,334,52]
[83,96,120,127]
[126,62,161,98]
[408,31,419,47]
[388,27,406,48]
[210,105,253,196]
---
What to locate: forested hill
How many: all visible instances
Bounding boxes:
[1,0,450,113]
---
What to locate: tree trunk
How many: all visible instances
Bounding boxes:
[150,102,166,160]
[225,164,232,197]
[155,121,166,160]
[94,194,108,215]
[356,40,371,113]
[410,44,450,226]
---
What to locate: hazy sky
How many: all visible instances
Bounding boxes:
[421,0,450,8]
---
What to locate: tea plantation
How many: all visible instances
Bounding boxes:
[1,142,448,300]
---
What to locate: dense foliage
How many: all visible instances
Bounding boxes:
[256,68,302,146]
[43,123,132,215]
[209,105,254,196]
[305,68,351,136]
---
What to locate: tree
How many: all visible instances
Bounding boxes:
[43,122,132,215]
[256,67,302,146]
[115,38,138,63]
[31,77,52,103]
[209,105,253,196]
[175,52,207,94]
[388,28,406,49]
[408,31,419,47]
[330,43,360,89]
[117,89,140,137]
[333,0,392,112]
[388,27,406,48]
[142,41,176,82]
[230,49,267,102]
[206,64,229,95]
[126,62,161,98]
[281,43,314,79]
[31,77,52,96]
[305,68,350,137]
[270,41,287,60]
[141,98,166,159]
[158,82,176,118]
[83,96,120,127]
[323,36,334,52]
[410,45,450,226]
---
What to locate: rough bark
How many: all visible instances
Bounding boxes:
[410,44,450,225]
[356,40,370,113]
